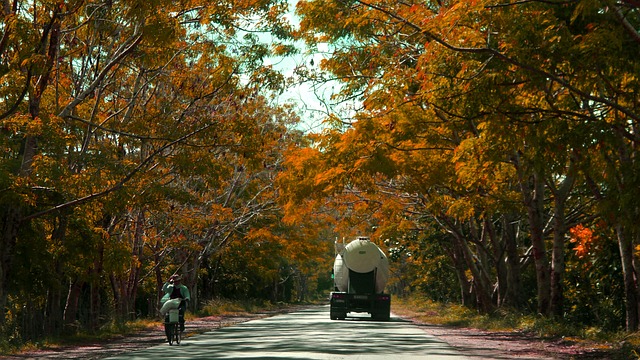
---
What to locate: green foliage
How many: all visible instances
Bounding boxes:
[394,294,640,358]
[564,226,625,331]
[387,231,461,303]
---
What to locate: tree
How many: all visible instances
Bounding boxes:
[0,0,308,339]
[294,0,640,326]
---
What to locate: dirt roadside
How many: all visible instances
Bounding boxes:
[0,311,284,360]
[0,305,620,360]
[405,320,616,359]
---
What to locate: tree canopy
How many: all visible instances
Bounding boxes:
[0,0,333,342]
[289,0,640,330]
[2,0,640,346]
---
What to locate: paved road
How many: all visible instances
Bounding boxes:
[105,305,468,359]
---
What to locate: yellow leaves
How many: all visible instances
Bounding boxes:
[272,43,297,56]
[313,166,345,188]
[2,114,48,138]
[20,54,48,73]
[282,198,318,225]
[246,227,280,245]
[209,203,233,222]
[11,177,38,206]
[620,73,638,89]
[453,137,487,183]
[446,197,476,220]
[1,113,30,135]
[570,0,601,23]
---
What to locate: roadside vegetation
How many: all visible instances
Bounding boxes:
[6,296,639,359]
[393,295,640,360]
[0,299,307,356]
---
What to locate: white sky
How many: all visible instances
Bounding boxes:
[261,1,338,133]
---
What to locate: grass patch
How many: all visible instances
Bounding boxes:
[393,294,580,337]
[197,298,280,317]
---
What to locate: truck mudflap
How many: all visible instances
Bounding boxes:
[329,292,391,321]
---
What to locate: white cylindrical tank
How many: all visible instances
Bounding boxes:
[333,237,389,293]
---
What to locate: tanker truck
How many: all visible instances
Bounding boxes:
[330,236,391,321]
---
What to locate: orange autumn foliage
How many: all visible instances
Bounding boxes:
[569,224,596,259]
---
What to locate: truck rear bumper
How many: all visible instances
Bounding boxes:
[330,292,390,321]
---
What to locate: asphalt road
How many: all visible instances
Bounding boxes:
[104,305,468,359]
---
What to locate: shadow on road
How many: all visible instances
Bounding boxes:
[104,305,467,359]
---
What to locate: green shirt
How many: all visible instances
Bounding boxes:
[161,282,191,303]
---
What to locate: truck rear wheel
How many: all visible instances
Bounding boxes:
[330,312,346,320]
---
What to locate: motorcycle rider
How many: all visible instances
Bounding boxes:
[162,274,191,334]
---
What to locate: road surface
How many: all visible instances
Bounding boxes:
[104,305,469,359]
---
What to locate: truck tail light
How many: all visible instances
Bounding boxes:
[377,295,390,301]
[332,293,346,299]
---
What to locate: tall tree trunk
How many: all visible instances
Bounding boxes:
[617,224,639,331]
[46,210,67,333]
[125,210,145,320]
[609,125,640,330]
[190,254,200,311]
[110,274,127,320]
[89,244,104,330]
[450,231,494,313]
[440,216,492,310]
[522,172,551,316]
[502,214,523,308]
[550,202,566,318]
[0,207,21,325]
[111,210,145,321]
[634,233,640,332]
[470,219,495,305]
[154,240,164,314]
[446,244,474,307]
[64,279,84,326]
[45,284,64,336]
[549,169,574,318]
[483,218,507,306]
